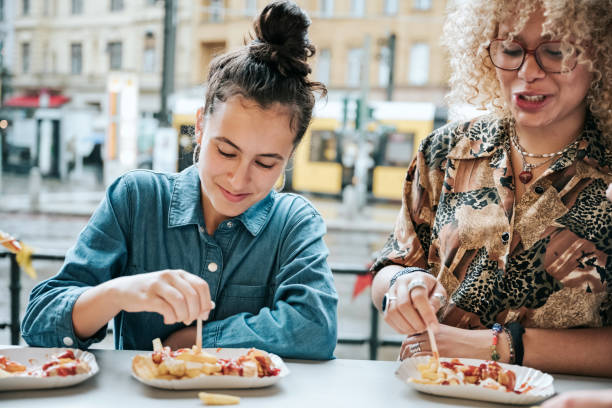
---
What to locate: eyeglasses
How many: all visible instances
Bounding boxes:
[487,39,578,74]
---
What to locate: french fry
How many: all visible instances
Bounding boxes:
[131,355,158,380]
[175,348,218,364]
[198,392,240,406]
[185,361,204,378]
[0,230,37,279]
[152,338,163,352]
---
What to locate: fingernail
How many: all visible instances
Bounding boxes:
[210,301,216,309]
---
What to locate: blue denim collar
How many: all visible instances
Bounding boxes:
[167,165,275,236]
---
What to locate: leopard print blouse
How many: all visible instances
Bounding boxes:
[371,114,612,330]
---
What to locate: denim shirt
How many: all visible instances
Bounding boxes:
[22,166,338,359]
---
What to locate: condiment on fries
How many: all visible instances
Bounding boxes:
[410,356,535,394]
[132,338,281,381]
[0,350,90,378]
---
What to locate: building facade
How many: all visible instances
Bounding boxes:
[189,0,450,104]
[3,0,450,182]
[8,0,449,112]
[0,0,16,102]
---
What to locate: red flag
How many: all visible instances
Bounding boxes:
[352,273,373,299]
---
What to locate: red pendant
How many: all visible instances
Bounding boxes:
[519,170,533,184]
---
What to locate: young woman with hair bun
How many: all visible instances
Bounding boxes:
[22,1,337,360]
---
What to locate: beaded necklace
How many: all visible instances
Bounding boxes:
[509,121,579,184]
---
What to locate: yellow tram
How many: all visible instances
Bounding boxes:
[290,101,442,201]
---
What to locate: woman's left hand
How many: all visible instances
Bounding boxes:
[400,324,493,361]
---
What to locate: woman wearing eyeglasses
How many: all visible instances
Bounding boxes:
[370,0,611,376]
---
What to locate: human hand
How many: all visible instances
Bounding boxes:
[383,271,447,336]
[110,270,214,326]
[399,324,491,361]
[541,389,612,408]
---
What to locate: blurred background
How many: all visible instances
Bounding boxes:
[0,0,473,360]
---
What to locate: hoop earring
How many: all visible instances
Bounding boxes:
[192,143,201,165]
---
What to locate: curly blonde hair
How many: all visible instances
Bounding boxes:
[442,0,612,147]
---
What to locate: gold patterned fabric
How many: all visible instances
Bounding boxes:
[371,115,612,330]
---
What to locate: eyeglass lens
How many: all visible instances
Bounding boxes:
[489,40,577,73]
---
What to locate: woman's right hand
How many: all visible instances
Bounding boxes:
[383,272,446,336]
[109,270,214,326]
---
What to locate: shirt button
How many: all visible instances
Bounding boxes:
[534,186,544,194]
[501,232,510,243]
[208,262,218,272]
[63,337,74,346]
[226,221,233,228]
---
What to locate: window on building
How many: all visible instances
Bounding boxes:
[316,48,331,85]
[72,0,83,14]
[351,0,365,17]
[413,0,432,10]
[23,0,30,15]
[320,0,333,17]
[309,130,338,163]
[110,0,124,11]
[71,43,82,74]
[143,32,155,72]
[108,41,122,70]
[22,42,30,73]
[408,43,429,85]
[378,44,391,87]
[347,47,363,87]
[42,43,49,73]
[209,0,223,22]
[384,0,398,15]
[245,0,256,16]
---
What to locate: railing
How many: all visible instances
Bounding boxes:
[1,252,401,359]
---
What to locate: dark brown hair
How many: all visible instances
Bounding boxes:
[203,1,327,147]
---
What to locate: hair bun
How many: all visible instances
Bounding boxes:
[249,1,315,78]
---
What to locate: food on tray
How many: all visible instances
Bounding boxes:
[0,350,91,378]
[198,392,241,405]
[0,355,27,376]
[132,338,281,381]
[410,356,535,394]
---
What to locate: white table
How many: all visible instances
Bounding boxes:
[2,349,611,407]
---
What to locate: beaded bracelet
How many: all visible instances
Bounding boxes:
[389,266,428,288]
[490,323,502,361]
[502,327,515,364]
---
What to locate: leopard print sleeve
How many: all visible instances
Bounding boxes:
[370,123,462,276]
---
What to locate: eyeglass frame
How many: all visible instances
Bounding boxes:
[487,38,578,74]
